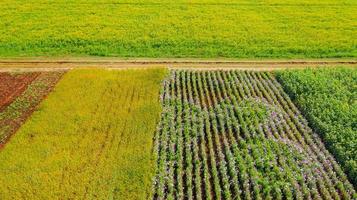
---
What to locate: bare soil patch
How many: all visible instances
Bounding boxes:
[0,71,65,148]
[0,72,39,110]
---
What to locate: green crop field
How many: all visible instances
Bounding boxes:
[0,68,356,199]
[277,67,357,186]
[0,0,356,58]
[0,69,167,199]
[153,70,355,199]
[0,0,356,198]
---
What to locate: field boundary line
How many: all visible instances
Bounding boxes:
[0,58,356,71]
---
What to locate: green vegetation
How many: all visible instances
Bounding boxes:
[153,70,355,199]
[0,69,167,199]
[276,67,357,186]
[0,0,356,58]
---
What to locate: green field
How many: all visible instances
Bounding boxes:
[0,67,356,199]
[0,0,356,58]
[277,67,357,186]
[0,0,356,198]
[0,69,167,199]
[153,70,355,199]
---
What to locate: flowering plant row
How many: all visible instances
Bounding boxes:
[277,68,357,186]
[153,70,355,200]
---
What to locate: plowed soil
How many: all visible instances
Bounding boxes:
[0,72,40,110]
[0,71,65,147]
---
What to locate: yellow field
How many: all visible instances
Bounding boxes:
[0,0,356,58]
[0,68,167,199]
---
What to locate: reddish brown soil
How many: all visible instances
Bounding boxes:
[0,72,40,111]
[0,71,65,148]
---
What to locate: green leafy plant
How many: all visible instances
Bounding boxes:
[276,67,357,186]
[153,70,355,199]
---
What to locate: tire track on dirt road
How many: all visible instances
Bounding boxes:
[0,59,356,72]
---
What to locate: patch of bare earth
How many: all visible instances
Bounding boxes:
[0,71,66,148]
[0,72,40,110]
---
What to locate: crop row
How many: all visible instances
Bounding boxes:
[152,70,355,200]
[0,69,167,199]
[276,68,357,185]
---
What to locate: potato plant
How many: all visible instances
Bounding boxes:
[276,67,357,186]
[153,70,356,200]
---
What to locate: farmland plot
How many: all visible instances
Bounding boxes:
[153,70,356,200]
[276,67,357,186]
[0,71,64,146]
[0,0,356,58]
[0,72,39,110]
[0,69,167,199]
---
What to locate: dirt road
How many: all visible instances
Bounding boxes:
[0,58,356,71]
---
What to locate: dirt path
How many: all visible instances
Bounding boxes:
[0,58,356,71]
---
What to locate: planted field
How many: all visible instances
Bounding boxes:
[0,69,167,199]
[0,67,355,200]
[153,70,355,199]
[0,1,356,58]
[277,67,357,186]
[0,71,64,145]
[0,72,39,110]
